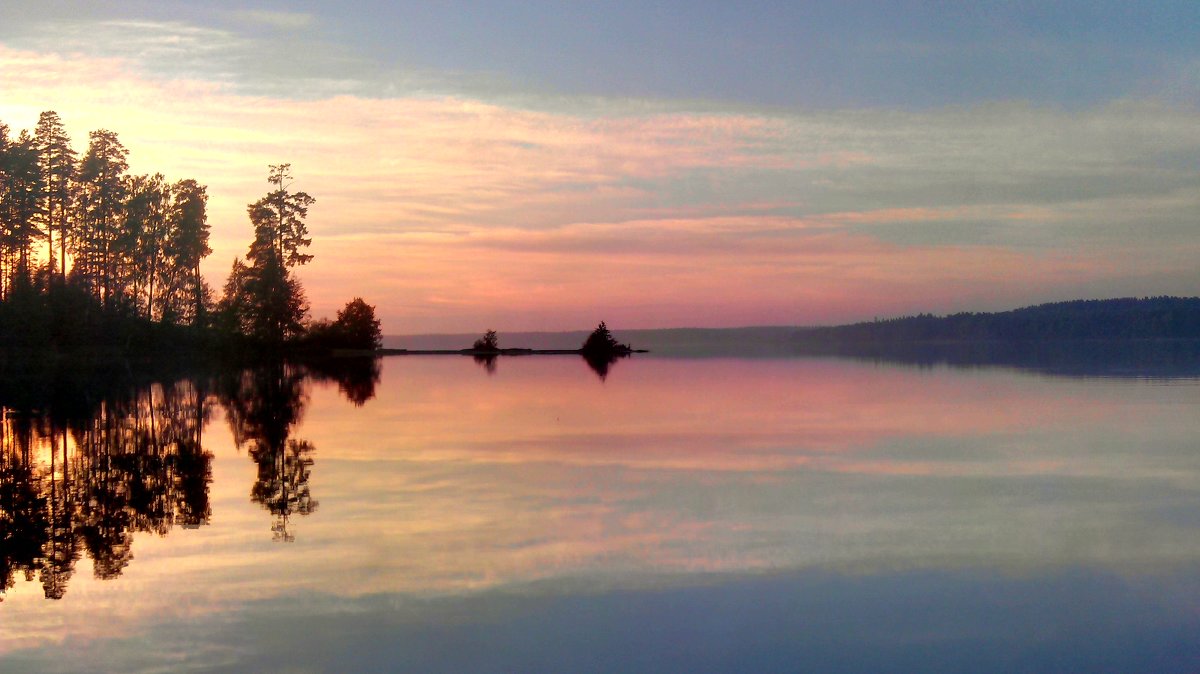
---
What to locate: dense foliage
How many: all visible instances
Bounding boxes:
[0,113,212,342]
[304,297,383,351]
[0,112,379,356]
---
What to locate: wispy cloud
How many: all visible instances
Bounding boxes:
[228,9,315,31]
[0,39,1197,331]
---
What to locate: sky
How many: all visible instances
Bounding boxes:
[0,1,1197,333]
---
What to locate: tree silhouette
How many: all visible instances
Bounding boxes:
[0,127,44,291]
[581,321,630,356]
[579,322,633,381]
[219,166,314,344]
[250,163,314,269]
[224,249,308,344]
[167,179,211,326]
[124,173,171,320]
[75,129,129,304]
[34,111,75,281]
[0,112,216,351]
[473,329,499,352]
[335,297,382,349]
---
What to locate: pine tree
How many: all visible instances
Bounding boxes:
[167,179,211,326]
[75,130,129,303]
[35,111,75,281]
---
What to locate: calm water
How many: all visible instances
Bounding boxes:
[2,353,1199,672]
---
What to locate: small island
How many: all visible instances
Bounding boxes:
[360,322,647,359]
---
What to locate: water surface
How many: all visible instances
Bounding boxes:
[2,354,1198,672]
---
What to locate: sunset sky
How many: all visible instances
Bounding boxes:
[1,1,1197,333]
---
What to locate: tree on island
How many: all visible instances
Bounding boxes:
[580,322,633,381]
[167,179,213,326]
[470,329,500,374]
[250,163,314,269]
[217,164,389,354]
[218,253,308,344]
[580,321,631,356]
[473,329,499,352]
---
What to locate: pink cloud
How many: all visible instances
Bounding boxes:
[4,44,1196,332]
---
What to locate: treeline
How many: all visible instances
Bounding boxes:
[0,111,380,355]
[0,112,211,348]
[798,297,1200,344]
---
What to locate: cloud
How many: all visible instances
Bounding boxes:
[10,19,248,81]
[0,39,1198,331]
[228,10,315,31]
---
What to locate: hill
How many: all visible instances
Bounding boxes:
[796,297,1200,344]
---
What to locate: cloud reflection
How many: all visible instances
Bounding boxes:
[2,358,1199,655]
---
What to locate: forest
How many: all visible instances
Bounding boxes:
[0,111,379,356]
[796,297,1200,344]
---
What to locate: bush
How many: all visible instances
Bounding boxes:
[335,298,382,349]
[472,329,499,352]
[305,298,381,351]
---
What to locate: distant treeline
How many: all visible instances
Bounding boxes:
[798,297,1200,344]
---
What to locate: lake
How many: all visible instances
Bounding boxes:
[2,350,1199,672]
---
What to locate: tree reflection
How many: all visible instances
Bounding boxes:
[473,353,498,375]
[0,378,212,600]
[218,361,319,542]
[40,429,78,599]
[0,356,377,599]
[0,419,49,599]
[583,352,625,381]
[305,356,380,405]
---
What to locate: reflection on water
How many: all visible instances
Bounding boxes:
[1,352,1199,672]
[0,380,212,600]
[582,350,625,380]
[472,352,498,375]
[794,337,1200,378]
[0,357,379,601]
[217,363,317,543]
